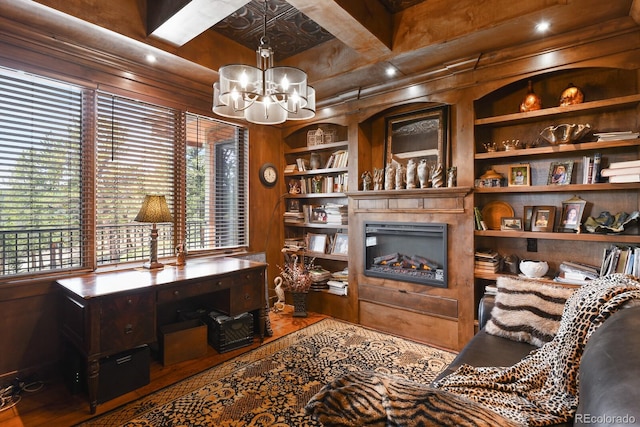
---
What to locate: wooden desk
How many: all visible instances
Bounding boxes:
[56,256,267,413]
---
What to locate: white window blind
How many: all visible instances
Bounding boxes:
[96,93,176,265]
[0,68,84,276]
[185,113,248,251]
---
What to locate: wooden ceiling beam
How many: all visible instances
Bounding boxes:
[286,0,392,59]
[148,0,251,46]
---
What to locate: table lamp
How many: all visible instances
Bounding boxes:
[135,195,173,269]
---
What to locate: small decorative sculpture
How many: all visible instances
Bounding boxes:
[431,163,444,188]
[447,166,457,187]
[406,159,417,189]
[395,163,405,190]
[373,167,384,191]
[384,163,395,190]
[175,242,186,266]
[483,142,497,152]
[417,159,429,188]
[361,170,372,191]
[273,276,286,312]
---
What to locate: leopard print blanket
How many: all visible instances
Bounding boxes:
[433,273,640,426]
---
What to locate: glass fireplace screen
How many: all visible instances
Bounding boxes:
[364,222,447,287]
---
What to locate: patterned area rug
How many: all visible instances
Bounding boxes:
[79,318,456,426]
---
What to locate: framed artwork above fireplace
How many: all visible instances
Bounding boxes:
[384,105,450,170]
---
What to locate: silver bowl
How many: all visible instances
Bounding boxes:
[540,123,591,145]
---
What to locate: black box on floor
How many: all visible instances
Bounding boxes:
[63,344,150,403]
[205,310,254,353]
[97,345,150,403]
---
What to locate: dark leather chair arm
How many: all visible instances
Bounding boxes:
[478,294,495,330]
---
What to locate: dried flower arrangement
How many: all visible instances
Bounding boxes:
[278,254,313,293]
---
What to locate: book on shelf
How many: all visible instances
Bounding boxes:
[582,155,593,184]
[591,152,602,183]
[608,174,640,183]
[284,164,298,173]
[600,166,640,177]
[606,159,640,169]
[296,158,310,171]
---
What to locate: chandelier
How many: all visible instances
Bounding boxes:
[212,0,315,125]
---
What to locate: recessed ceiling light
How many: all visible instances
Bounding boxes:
[535,21,550,33]
[386,66,396,77]
[146,54,157,63]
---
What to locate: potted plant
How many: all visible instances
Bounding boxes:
[278,255,313,317]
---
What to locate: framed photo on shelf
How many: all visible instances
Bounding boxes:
[331,233,349,255]
[548,161,574,185]
[559,196,587,232]
[307,233,327,254]
[286,198,300,213]
[501,217,523,231]
[531,206,556,232]
[523,206,534,231]
[508,164,530,186]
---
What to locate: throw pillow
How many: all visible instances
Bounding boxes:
[485,276,576,346]
[306,371,519,427]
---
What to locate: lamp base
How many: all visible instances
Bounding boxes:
[142,261,165,270]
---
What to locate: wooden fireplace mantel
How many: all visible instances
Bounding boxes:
[346,187,472,213]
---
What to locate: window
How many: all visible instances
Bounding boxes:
[0,65,250,278]
[185,113,248,252]
[0,68,84,276]
[95,93,176,265]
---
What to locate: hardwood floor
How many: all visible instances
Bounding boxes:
[0,307,327,427]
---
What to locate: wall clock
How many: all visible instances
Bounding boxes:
[259,163,278,187]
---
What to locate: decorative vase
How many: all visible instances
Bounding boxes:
[559,83,584,107]
[292,291,308,317]
[520,80,542,112]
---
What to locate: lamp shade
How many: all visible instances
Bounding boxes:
[135,195,173,223]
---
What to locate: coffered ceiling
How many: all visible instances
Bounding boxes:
[3,0,640,108]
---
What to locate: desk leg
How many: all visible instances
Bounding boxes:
[87,358,99,414]
[258,306,266,341]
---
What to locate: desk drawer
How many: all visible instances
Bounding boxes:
[100,292,155,354]
[157,277,234,303]
[229,281,262,314]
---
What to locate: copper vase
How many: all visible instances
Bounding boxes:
[520,80,542,112]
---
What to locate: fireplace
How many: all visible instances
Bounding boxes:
[364,222,447,287]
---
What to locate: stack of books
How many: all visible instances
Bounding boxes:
[474,249,502,273]
[326,280,348,295]
[324,203,348,225]
[283,211,304,224]
[554,261,600,285]
[593,131,639,142]
[601,245,640,277]
[283,237,305,252]
[600,159,640,183]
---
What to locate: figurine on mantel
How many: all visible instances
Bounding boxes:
[361,170,372,191]
[395,163,406,190]
[418,159,429,188]
[385,163,395,190]
[406,159,417,189]
[373,167,384,191]
[431,163,444,188]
